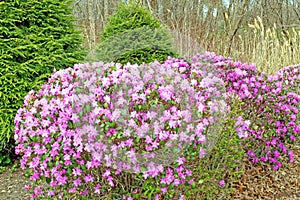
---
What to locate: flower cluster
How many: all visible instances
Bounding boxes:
[235,116,251,139]
[14,51,299,199]
[14,57,227,199]
[191,52,300,170]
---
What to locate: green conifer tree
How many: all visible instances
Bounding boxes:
[0,0,86,154]
[93,1,178,65]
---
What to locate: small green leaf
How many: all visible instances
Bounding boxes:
[46,177,51,183]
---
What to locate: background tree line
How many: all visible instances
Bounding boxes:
[72,0,300,73]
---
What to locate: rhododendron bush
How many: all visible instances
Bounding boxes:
[14,56,230,199]
[188,53,299,198]
[192,52,299,170]
[14,52,299,199]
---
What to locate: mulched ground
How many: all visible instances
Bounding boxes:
[1,141,299,200]
[231,141,300,200]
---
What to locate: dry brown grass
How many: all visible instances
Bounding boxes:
[234,17,300,74]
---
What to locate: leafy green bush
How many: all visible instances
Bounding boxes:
[0,0,86,154]
[0,153,11,167]
[92,1,177,65]
[181,95,246,199]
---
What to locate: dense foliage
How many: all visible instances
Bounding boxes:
[188,96,246,199]
[99,1,161,42]
[195,53,300,170]
[14,57,245,199]
[14,51,299,199]
[0,0,86,154]
[93,2,177,65]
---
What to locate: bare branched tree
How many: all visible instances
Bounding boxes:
[71,0,300,68]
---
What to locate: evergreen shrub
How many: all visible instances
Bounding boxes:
[0,0,86,154]
[93,1,177,65]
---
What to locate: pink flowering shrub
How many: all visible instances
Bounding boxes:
[191,52,300,170]
[14,51,299,199]
[14,57,233,199]
[185,94,246,199]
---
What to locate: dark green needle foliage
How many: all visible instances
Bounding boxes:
[93,1,178,65]
[0,0,86,155]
